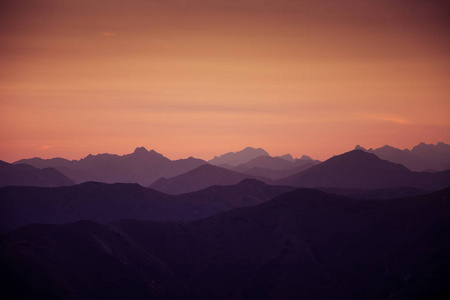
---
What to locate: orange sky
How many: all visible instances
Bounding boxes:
[1,0,450,162]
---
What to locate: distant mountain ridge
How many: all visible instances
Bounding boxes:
[15,147,206,186]
[9,143,450,187]
[0,160,75,187]
[208,147,317,168]
[277,149,450,190]
[208,147,270,166]
[152,149,450,193]
[356,141,450,171]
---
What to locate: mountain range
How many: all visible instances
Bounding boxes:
[150,150,450,193]
[2,142,450,299]
[356,142,450,172]
[2,187,450,299]
[276,150,450,190]
[12,146,317,187]
[10,142,450,190]
[15,147,206,186]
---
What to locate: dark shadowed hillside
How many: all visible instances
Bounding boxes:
[1,188,450,300]
[0,160,75,188]
[15,147,206,186]
[0,179,293,233]
[318,186,430,199]
[149,164,272,194]
[277,150,450,190]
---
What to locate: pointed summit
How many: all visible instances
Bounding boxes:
[299,155,313,161]
[133,146,148,154]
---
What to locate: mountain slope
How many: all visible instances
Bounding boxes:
[15,147,206,186]
[0,160,75,188]
[277,150,450,190]
[2,187,450,299]
[241,163,316,180]
[208,147,269,166]
[149,164,272,194]
[0,179,293,233]
[234,156,298,172]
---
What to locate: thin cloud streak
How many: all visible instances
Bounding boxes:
[355,113,412,125]
[39,145,54,150]
[102,32,116,37]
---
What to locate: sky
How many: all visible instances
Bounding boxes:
[1,0,450,162]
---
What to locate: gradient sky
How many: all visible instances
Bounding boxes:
[1,0,450,162]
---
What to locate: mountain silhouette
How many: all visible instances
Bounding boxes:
[356,142,450,172]
[149,164,272,194]
[0,160,75,187]
[15,147,206,186]
[2,187,450,299]
[277,150,450,190]
[208,147,269,166]
[0,179,293,233]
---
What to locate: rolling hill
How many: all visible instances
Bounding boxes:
[0,160,75,188]
[149,164,272,194]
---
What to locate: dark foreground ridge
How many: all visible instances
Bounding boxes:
[1,187,450,299]
[0,179,294,233]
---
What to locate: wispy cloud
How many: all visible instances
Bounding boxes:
[39,145,54,150]
[102,31,116,37]
[356,113,411,125]
[38,141,60,150]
